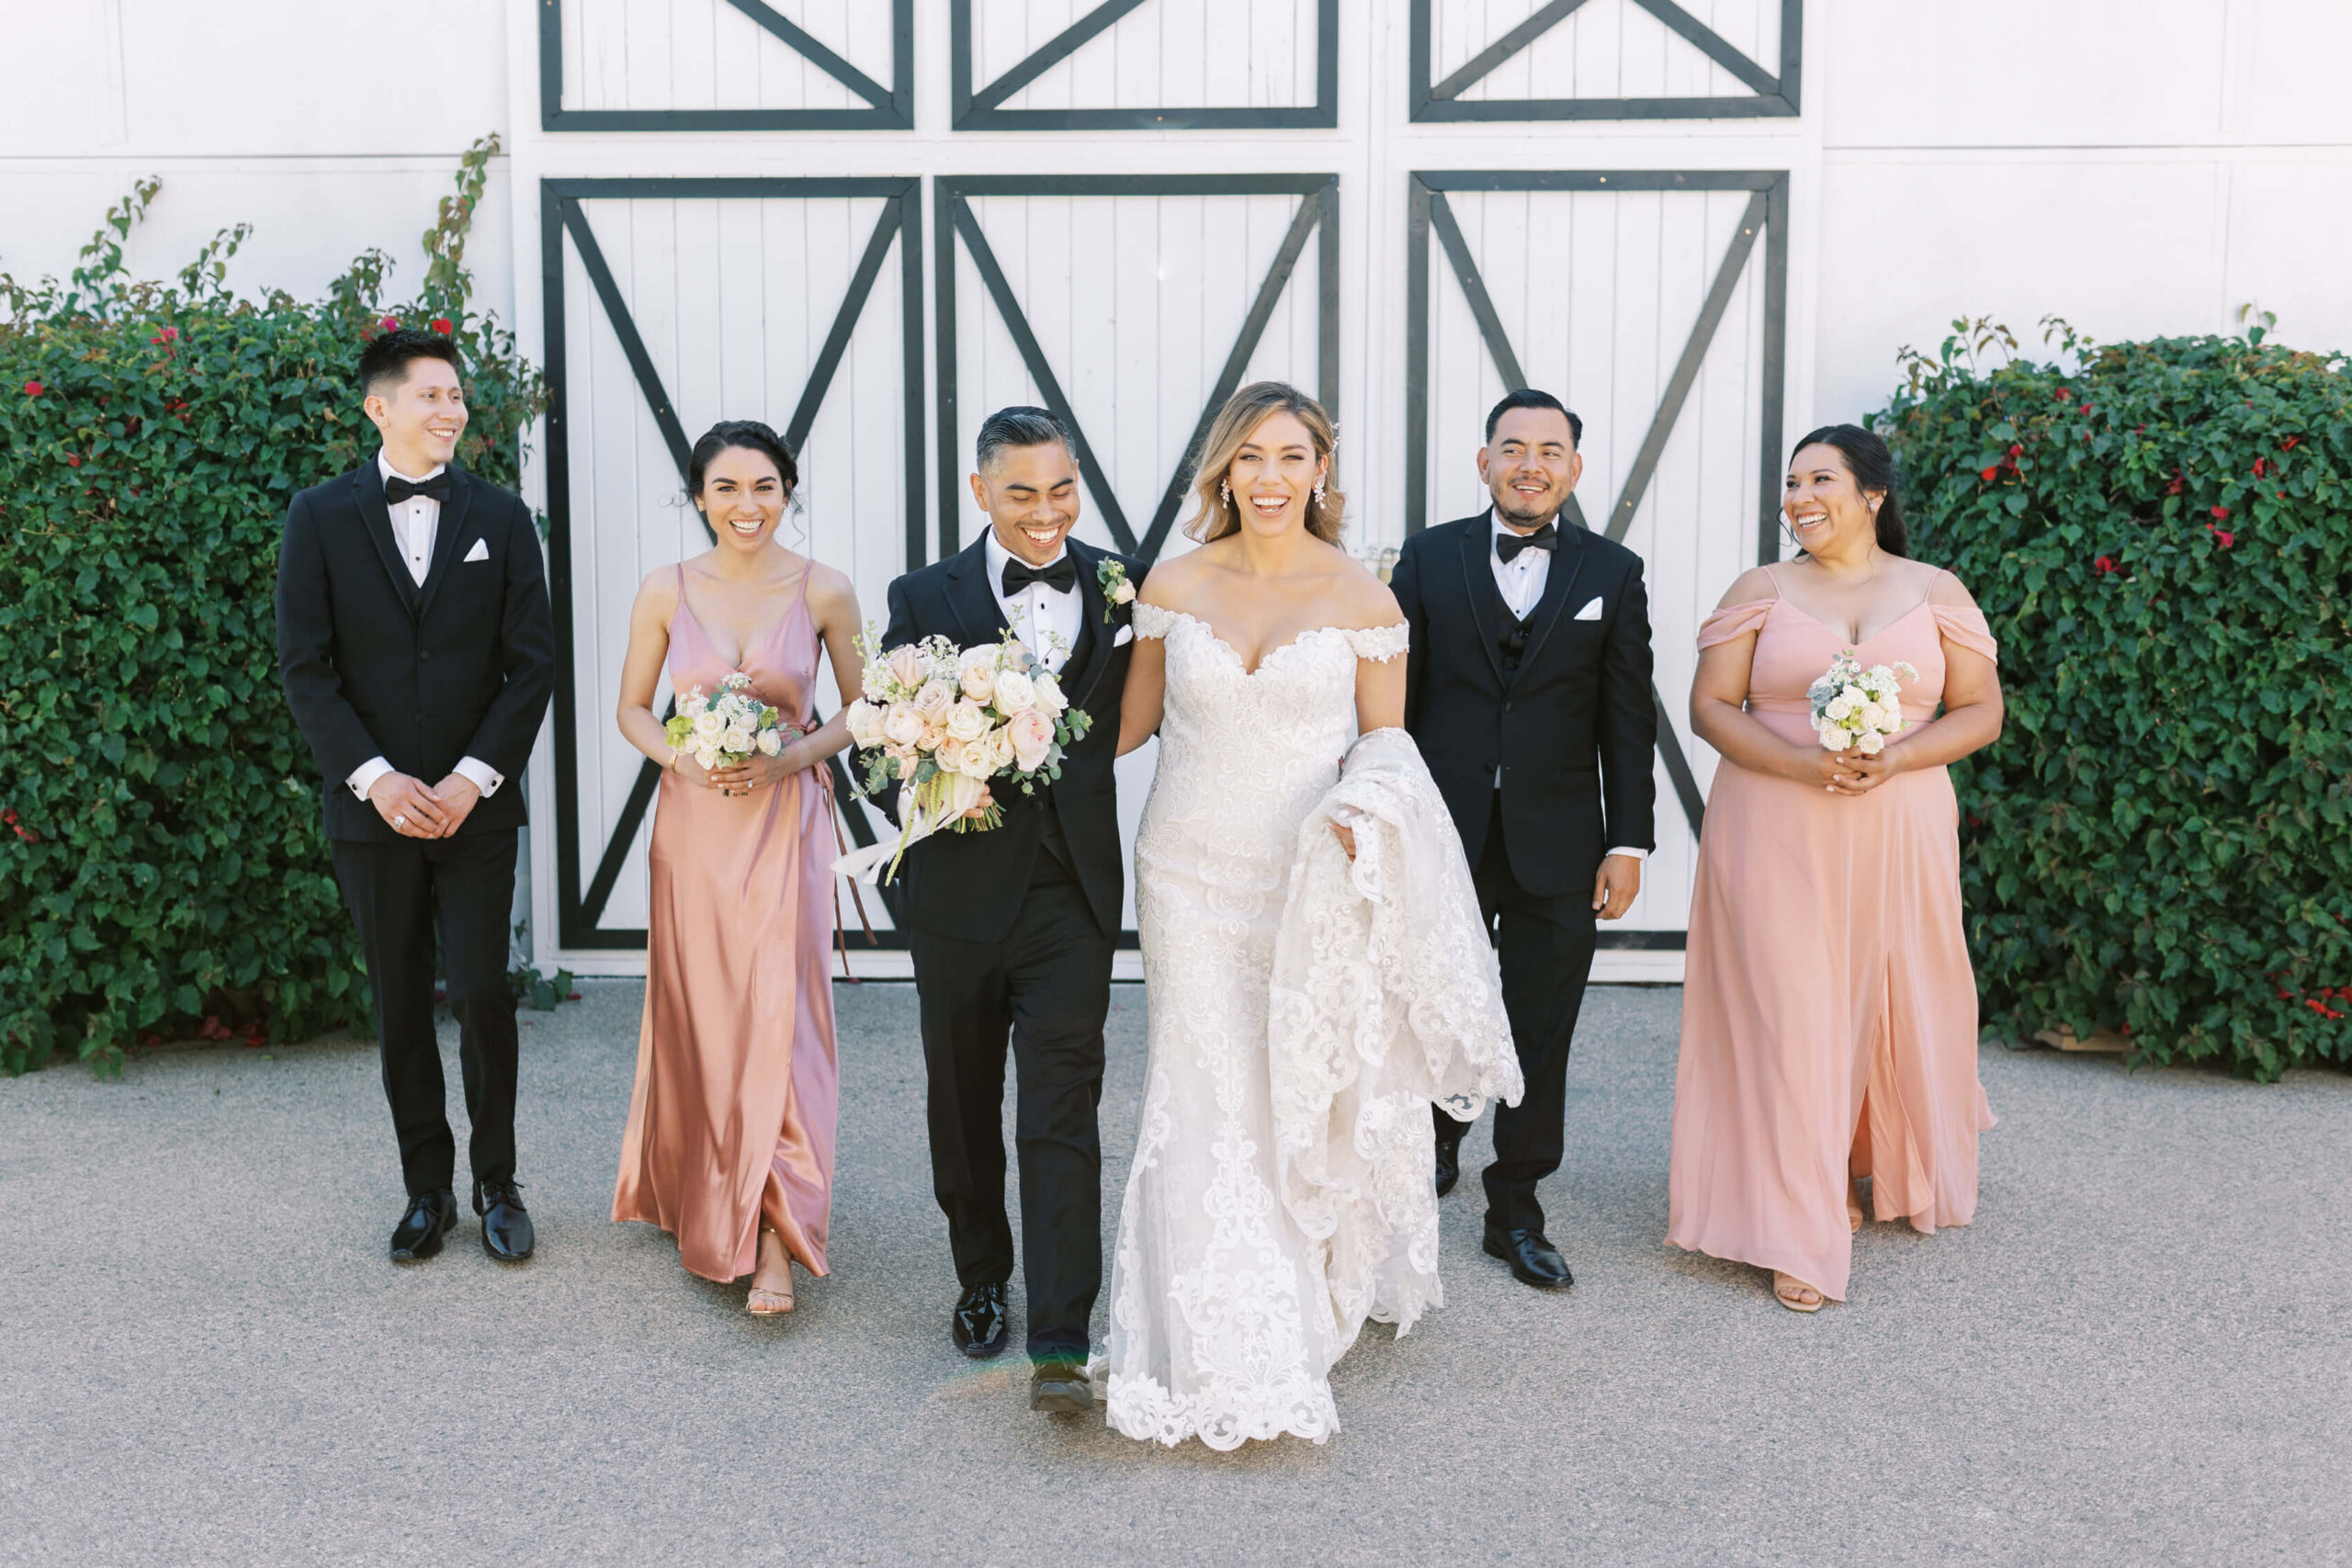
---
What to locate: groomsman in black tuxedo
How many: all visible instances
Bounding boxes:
[870,407,1142,1414]
[1390,388,1657,1289]
[277,328,556,1264]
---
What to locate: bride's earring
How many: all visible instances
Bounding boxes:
[1218,479,1231,507]
[1312,479,1327,508]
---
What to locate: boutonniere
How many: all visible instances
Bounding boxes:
[1097,558,1136,623]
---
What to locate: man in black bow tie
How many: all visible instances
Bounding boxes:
[276,328,555,1266]
[1390,388,1656,1290]
[864,407,1144,1412]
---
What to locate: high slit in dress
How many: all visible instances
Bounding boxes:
[614,562,839,1282]
[1667,569,1999,1301]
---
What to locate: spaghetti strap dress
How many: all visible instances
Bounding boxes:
[1667,569,1999,1301]
[613,562,839,1281]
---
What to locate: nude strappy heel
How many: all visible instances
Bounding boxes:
[747,1227,796,1315]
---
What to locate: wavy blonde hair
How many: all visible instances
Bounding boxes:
[1182,381,1346,546]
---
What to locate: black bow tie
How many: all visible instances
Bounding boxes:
[1001,554,1078,597]
[1496,522,1557,563]
[384,470,452,506]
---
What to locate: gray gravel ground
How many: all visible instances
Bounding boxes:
[4,980,2347,1567]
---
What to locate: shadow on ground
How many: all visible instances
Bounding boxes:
[3,982,2346,1566]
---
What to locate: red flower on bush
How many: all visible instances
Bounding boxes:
[151,326,178,344]
[431,317,453,334]
[2053,388,2072,401]
[2252,457,2267,478]
[2007,444,2023,458]
[2094,556,2119,575]
[22,380,41,396]
[64,455,82,468]
[380,315,400,331]
[2280,435,2301,451]
[2211,505,2231,520]
[1980,465,1999,482]
[2207,525,2236,548]
[2165,470,2185,495]
[2,808,35,843]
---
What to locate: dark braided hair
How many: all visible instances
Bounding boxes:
[1790,423,1908,557]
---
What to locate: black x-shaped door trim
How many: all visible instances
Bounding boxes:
[1405,168,1793,842]
[951,0,1339,130]
[1408,0,1801,121]
[933,175,1340,566]
[540,0,914,131]
[542,177,924,949]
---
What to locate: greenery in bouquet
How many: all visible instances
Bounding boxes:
[0,136,545,1075]
[664,672,785,772]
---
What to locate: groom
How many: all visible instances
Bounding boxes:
[873,407,1142,1413]
[277,327,556,1265]
[1390,388,1656,1290]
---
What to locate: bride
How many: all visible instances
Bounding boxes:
[1099,382,1522,1448]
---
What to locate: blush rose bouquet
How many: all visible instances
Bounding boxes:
[831,626,1093,884]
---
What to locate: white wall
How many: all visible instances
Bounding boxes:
[5,0,2346,979]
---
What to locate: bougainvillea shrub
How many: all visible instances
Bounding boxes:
[0,137,543,1075]
[1879,318,2350,1078]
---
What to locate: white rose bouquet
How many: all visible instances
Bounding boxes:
[663,671,788,772]
[831,626,1093,884]
[1806,651,1920,757]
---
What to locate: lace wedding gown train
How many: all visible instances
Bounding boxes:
[1100,604,1521,1450]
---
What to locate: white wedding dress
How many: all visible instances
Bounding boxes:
[1098,604,1522,1450]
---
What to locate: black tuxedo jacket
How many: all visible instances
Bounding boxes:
[276,461,557,843]
[1390,512,1657,899]
[871,536,1142,944]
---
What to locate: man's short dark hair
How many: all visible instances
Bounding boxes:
[358,328,462,400]
[976,405,1072,472]
[1485,388,1582,447]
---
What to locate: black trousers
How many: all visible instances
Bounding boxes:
[1435,791,1598,1234]
[905,845,1112,1362]
[331,829,521,1199]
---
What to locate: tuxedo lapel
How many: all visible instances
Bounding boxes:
[1456,516,1507,686]
[351,466,420,615]
[1513,520,1590,676]
[1066,543,1118,707]
[942,536,1008,647]
[413,468,475,620]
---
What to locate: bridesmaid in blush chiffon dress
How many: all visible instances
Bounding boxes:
[609,422,865,1314]
[1669,425,2006,1313]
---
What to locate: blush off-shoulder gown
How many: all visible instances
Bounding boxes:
[614,565,839,1283]
[1668,570,1999,1302]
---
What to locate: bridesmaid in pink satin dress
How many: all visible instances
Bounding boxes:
[608,422,865,1314]
[1669,424,2006,1313]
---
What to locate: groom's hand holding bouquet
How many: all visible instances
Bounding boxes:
[832,627,1093,884]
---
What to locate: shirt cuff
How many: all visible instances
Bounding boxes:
[347,757,393,801]
[1604,846,1647,861]
[454,757,504,797]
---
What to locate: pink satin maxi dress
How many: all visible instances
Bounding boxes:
[613,564,839,1283]
[1667,568,1999,1301]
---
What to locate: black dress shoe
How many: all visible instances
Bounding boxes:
[474,1179,535,1263]
[1434,1130,1464,1198]
[390,1190,458,1262]
[951,1281,1009,1359]
[1482,1224,1572,1288]
[1029,1358,1094,1415]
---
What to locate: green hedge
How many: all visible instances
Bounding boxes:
[0,137,544,1076]
[1879,316,2351,1078]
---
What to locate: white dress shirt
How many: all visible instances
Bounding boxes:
[1487,508,1643,864]
[984,528,1082,676]
[345,452,503,807]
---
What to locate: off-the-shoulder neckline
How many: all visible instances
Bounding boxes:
[1140,605,1408,675]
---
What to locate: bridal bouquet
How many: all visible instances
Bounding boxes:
[1806,652,1919,755]
[831,627,1093,884]
[665,672,786,771]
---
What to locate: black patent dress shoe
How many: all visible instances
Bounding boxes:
[1482,1224,1572,1288]
[1434,1131,1464,1198]
[1029,1358,1094,1415]
[390,1190,458,1262]
[952,1281,1009,1359]
[474,1179,535,1263]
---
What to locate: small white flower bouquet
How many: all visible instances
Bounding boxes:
[831,627,1094,884]
[1806,651,1919,756]
[664,672,787,771]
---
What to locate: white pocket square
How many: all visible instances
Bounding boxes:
[1574,596,1604,621]
[1114,625,1135,647]
[462,537,490,563]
